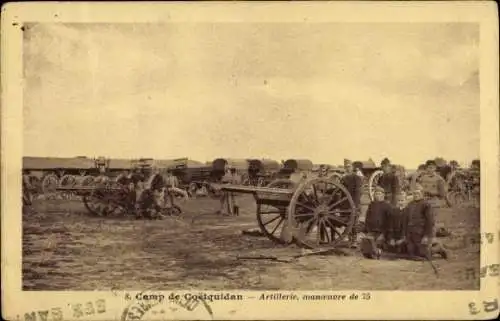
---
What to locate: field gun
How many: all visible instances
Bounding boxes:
[214,175,357,250]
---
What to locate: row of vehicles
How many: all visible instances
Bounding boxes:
[22,156,480,207]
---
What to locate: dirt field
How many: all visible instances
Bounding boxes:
[23,194,480,291]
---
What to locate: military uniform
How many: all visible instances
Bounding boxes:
[219,170,242,215]
[405,198,434,257]
[341,173,363,209]
[360,196,392,258]
[378,172,400,206]
[340,160,363,246]
[386,206,409,252]
[418,172,446,199]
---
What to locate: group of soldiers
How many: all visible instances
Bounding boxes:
[22,164,182,219]
[339,158,449,260]
[111,164,181,219]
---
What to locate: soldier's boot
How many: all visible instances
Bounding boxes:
[360,236,378,259]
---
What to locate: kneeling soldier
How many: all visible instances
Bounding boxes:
[405,184,447,260]
[387,192,409,253]
[360,186,392,259]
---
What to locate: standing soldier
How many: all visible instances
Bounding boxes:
[418,160,447,206]
[217,166,241,216]
[340,159,363,248]
[131,166,147,219]
[148,166,167,219]
[377,158,400,206]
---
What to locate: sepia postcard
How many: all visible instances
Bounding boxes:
[1,1,499,320]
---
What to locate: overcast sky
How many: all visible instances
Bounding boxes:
[23,23,479,168]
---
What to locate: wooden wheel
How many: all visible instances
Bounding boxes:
[188,182,198,196]
[161,204,182,217]
[328,172,343,184]
[41,173,59,195]
[287,178,356,249]
[59,174,77,187]
[83,188,128,217]
[241,173,250,186]
[256,179,297,243]
[368,170,383,201]
[80,175,95,187]
[28,175,42,196]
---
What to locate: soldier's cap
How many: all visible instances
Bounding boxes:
[425,160,437,167]
[344,159,352,165]
[381,158,391,166]
[374,186,385,193]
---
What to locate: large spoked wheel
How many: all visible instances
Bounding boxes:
[288,178,356,249]
[368,170,383,201]
[256,179,297,243]
[83,189,128,217]
[80,175,95,187]
[161,204,182,217]
[28,175,42,197]
[328,172,343,184]
[41,173,59,198]
[188,182,199,196]
[59,174,77,187]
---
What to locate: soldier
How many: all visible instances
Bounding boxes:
[116,169,131,186]
[130,166,147,219]
[340,159,363,248]
[353,162,364,179]
[386,192,409,253]
[217,166,241,216]
[418,160,447,204]
[377,158,400,206]
[360,186,392,258]
[149,167,168,219]
[405,184,447,260]
[165,169,180,189]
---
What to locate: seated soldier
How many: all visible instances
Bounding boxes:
[405,184,447,260]
[386,192,409,253]
[360,186,392,259]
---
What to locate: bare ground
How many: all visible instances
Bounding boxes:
[23,194,480,290]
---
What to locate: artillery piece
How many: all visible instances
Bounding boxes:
[56,170,183,218]
[214,175,357,250]
[444,162,480,207]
